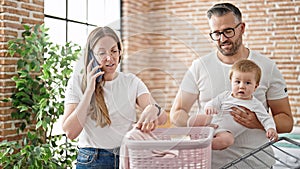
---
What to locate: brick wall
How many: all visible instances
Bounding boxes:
[122,0,151,74]
[122,0,300,127]
[0,0,44,141]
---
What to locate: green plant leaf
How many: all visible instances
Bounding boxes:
[36,120,43,129]
[3,24,80,168]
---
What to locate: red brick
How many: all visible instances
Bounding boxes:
[21,3,43,13]
[21,18,43,25]
[0,73,16,80]
[0,134,23,142]
[32,0,44,7]
[0,29,18,37]
[2,129,17,136]
[0,80,15,87]
[33,13,45,20]
[0,59,18,65]
[0,114,12,121]
[3,22,23,30]
[0,123,12,129]
[0,87,16,93]
[1,7,30,17]
[1,0,18,8]
[0,15,20,22]
[18,0,30,3]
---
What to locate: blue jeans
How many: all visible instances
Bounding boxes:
[76,147,119,169]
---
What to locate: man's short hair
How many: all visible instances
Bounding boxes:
[207,3,242,22]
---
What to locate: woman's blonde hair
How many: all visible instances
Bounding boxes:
[81,27,123,127]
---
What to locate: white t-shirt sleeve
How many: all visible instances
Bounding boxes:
[134,75,150,97]
[64,57,84,105]
[267,63,288,100]
[64,70,83,105]
[180,60,200,94]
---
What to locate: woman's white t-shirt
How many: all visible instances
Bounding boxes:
[65,60,149,149]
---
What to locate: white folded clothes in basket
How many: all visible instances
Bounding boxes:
[120,127,214,169]
[151,149,179,158]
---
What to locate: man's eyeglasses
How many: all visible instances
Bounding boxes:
[93,49,120,59]
[209,23,242,41]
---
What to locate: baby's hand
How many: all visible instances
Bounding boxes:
[266,128,278,141]
[205,107,218,115]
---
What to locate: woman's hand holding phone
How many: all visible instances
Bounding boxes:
[87,52,104,92]
[89,51,103,83]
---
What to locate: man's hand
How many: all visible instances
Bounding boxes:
[230,106,264,130]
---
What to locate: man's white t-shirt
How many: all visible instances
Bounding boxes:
[65,59,149,149]
[181,50,288,114]
[180,50,288,168]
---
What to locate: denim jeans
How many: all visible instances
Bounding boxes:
[76,147,119,169]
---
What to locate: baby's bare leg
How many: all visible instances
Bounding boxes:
[212,131,234,150]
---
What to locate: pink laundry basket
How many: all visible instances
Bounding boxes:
[125,127,214,169]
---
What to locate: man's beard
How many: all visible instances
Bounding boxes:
[217,35,242,56]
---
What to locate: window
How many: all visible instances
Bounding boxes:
[44,0,121,136]
[44,0,121,46]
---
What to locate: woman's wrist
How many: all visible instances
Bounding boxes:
[153,103,161,117]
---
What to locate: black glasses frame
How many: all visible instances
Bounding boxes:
[209,23,242,41]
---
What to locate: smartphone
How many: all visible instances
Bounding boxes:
[88,51,102,82]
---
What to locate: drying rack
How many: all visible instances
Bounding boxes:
[221,137,300,169]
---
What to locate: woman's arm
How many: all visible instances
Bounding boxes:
[135,93,168,132]
[62,58,103,140]
[62,88,94,140]
[62,103,82,140]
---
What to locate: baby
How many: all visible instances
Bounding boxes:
[188,59,278,150]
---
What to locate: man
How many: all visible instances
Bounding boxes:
[170,3,293,168]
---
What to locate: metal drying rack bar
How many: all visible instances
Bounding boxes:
[221,137,300,169]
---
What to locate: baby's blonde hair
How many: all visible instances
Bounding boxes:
[229,59,261,84]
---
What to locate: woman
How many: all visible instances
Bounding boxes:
[62,26,167,169]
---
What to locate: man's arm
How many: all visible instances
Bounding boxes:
[231,97,293,133]
[170,89,198,127]
[268,97,293,133]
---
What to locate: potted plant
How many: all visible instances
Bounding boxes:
[0,24,81,168]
